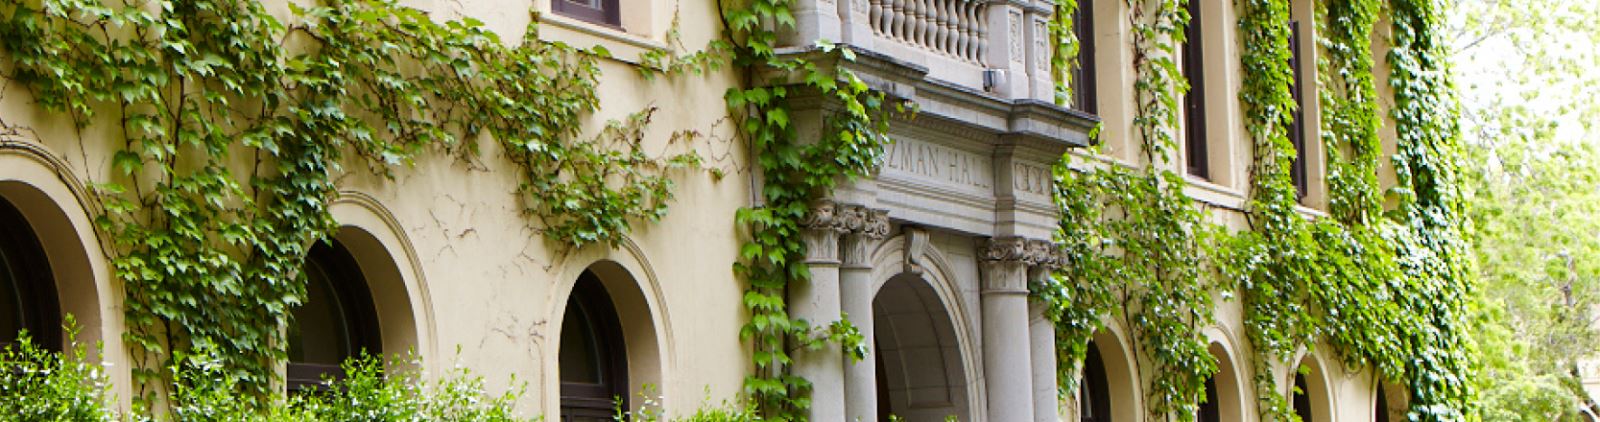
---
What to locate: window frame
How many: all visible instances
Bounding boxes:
[552,0,621,28]
[559,271,629,420]
[0,196,60,351]
[1079,341,1112,422]
[287,239,383,392]
[1288,19,1310,200]
[1182,0,1209,179]
[1071,0,1099,114]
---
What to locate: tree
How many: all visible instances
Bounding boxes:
[1451,0,1600,419]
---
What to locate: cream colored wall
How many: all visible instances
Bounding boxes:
[0,0,749,418]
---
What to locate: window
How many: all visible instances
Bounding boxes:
[1288,20,1309,200]
[1071,0,1099,113]
[553,0,620,27]
[287,240,382,391]
[1374,386,1390,422]
[0,196,59,350]
[1198,376,1220,422]
[560,271,628,421]
[1080,341,1112,422]
[1292,373,1313,422]
[1182,0,1209,179]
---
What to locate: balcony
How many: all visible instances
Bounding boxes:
[778,0,1063,103]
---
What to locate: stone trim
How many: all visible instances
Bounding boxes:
[979,236,1065,269]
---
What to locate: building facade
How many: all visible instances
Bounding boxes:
[0,0,1427,420]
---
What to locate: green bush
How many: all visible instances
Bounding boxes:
[1,335,762,421]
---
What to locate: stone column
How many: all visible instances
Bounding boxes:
[980,237,1037,422]
[1029,281,1062,422]
[840,206,890,422]
[795,201,847,422]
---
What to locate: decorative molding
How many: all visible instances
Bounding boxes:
[980,236,1065,269]
[903,226,930,274]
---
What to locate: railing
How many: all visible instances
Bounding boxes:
[869,0,989,65]
[783,0,1058,101]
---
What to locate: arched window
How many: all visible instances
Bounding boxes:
[287,239,382,391]
[560,270,628,421]
[1080,341,1112,422]
[0,196,59,350]
[1198,376,1220,422]
[1293,372,1313,422]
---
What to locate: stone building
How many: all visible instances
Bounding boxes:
[0,0,1418,420]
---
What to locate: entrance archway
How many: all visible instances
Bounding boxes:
[873,273,973,421]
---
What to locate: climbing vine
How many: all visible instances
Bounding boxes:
[0,0,698,406]
[1042,0,1477,420]
[1037,1,1219,421]
[721,0,903,417]
[1220,0,1479,419]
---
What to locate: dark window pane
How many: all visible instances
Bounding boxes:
[560,271,628,420]
[1182,0,1208,179]
[1071,0,1099,113]
[1080,341,1112,422]
[0,196,58,350]
[559,302,603,384]
[1293,373,1313,422]
[553,0,620,27]
[287,240,380,391]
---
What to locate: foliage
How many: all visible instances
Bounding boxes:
[0,0,698,406]
[0,328,117,421]
[720,0,906,417]
[1048,0,1082,106]
[1219,0,1479,419]
[1452,0,1600,418]
[1036,1,1218,421]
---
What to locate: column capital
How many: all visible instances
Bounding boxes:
[980,236,1065,293]
[801,200,849,265]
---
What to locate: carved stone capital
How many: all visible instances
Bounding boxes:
[802,200,847,264]
[981,236,1066,269]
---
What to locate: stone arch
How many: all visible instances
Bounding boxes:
[329,191,438,367]
[867,234,983,421]
[1292,350,1337,422]
[1090,322,1142,422]
[0,141,129,402]
[546,238,672,417]
[1202,327,1247,422]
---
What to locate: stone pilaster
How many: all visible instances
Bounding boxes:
[1024,0,1057,101]
[839,205,890,422]
[784,0,844,48]
[795,200,848,422]
[839,0,876,49]
[986,0,1033,98]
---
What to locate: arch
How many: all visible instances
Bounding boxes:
[1291,351,1337,422]
[286,238,383,390]
[1200,330,1246,422]
[330,192,438,366]
[558,270,629,419]
[873,272,973,421]
[867,234,984,420]
[0,141,128,400]
[546,238,671,418]
[1090,324,1141,422]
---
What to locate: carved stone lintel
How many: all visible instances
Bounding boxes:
[903,226,929,275]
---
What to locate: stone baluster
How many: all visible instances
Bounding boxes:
[928,0,944,51]
[943,0,959,56]
[891,0,906,41]
[870,0,884,33]
[840,206,891,422]
[975,3,990,65]
[795,201,848,422]
[959,2,976,61]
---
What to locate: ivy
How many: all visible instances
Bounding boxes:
[1037,1,1219,421]
[720,0,905,418]
[0,0,698,407]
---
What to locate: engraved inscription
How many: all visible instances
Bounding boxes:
[885,138,994,190]
[1012,162,1051,195]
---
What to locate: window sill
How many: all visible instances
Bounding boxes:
[540,13,666,65]
[1182,176,1247,212]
